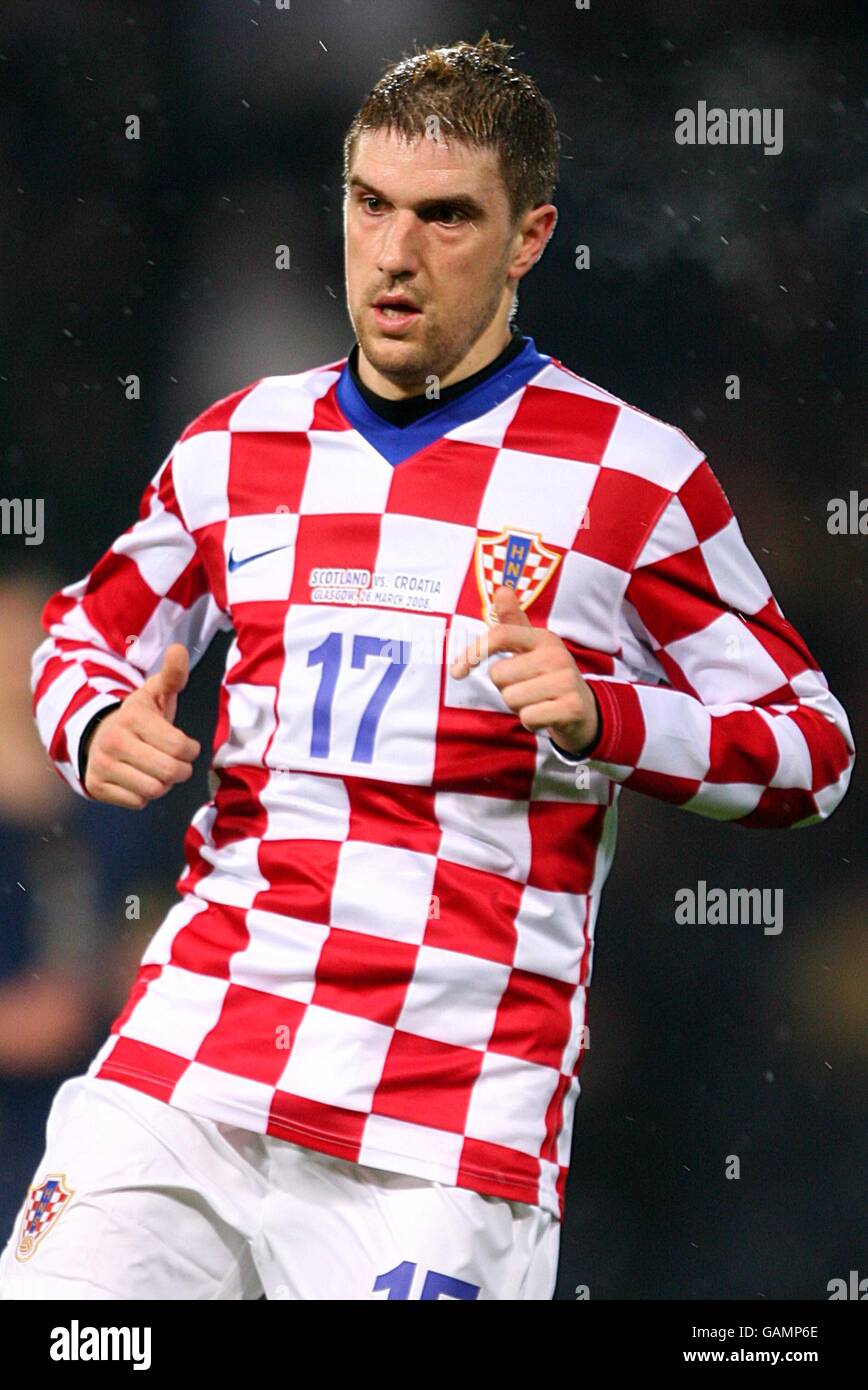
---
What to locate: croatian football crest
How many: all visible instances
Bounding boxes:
[475,528,562,621]
[16,1173,74,1261]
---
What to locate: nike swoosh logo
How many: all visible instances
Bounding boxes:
[228,544,292,573]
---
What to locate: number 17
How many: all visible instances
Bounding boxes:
[307,631,412,763]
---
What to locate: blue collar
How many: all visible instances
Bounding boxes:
[334,335,551,466]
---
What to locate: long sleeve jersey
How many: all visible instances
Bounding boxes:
[31,336,855,1219]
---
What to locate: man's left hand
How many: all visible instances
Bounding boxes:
[449,585,599,755]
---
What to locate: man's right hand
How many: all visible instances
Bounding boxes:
[83,643,202,809]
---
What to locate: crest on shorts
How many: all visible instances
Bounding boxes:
[16,1173,75,1261]
[475,528,562,621]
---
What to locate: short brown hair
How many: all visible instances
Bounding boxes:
[343,35,560,223]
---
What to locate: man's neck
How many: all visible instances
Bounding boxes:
[356,318,515,400]
[346,322,526,429]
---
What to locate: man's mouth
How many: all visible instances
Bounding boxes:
[371,296,422,332]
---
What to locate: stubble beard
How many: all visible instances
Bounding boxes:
[352,260,511,395]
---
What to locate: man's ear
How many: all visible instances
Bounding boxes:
[511,203,558,281]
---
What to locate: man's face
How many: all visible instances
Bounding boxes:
[344,127,520,390]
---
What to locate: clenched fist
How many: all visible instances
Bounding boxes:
[449,585,600,755]
[83,643,201,809]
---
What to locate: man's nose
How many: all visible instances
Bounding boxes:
[376,209,421,276]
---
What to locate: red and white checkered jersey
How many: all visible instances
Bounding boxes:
[31,354,855,1220]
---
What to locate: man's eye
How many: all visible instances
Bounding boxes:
[428,207,465,224]
[362,196,385,213]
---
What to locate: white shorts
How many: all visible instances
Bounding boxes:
[0,1074,560,1300]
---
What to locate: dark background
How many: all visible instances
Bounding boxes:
[0,0,864,1299]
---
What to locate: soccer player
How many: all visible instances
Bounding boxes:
[0,37,854,1301]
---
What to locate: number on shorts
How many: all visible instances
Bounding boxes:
[373,1261,480,1300]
